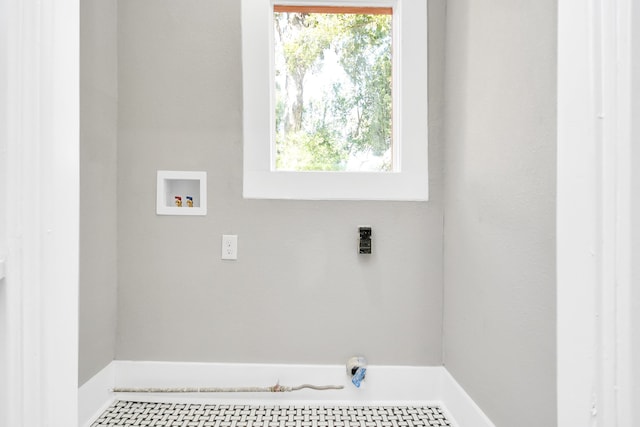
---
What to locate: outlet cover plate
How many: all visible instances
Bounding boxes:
[221,235,238,260]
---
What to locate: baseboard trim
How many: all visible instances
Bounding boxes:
[439,369,496,427]
[79,361,494,427]
[78,363,115,427]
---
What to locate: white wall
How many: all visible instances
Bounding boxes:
[442,1,557,426]
[0,0,9,421]
[632,1,640,419]
[79,0,119,385]
[112,0,446,366]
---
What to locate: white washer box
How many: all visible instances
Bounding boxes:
[156,170,207,216]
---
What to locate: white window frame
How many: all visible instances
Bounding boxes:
[242,0,428,201]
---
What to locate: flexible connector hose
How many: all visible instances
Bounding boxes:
[111,383,344,393]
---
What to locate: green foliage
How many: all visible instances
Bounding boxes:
[331,13,392,157]
[281,14,334,80]
[274,11,393,172]
[275,129,348,171]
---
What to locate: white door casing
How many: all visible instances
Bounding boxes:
[557,0,638,425]
[0,0,79,426]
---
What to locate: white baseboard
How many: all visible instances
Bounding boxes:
[78,363,115,427]
[439,369,496,427]
[79,361,494,427]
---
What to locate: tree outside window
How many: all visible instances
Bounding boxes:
[274,7,393,172]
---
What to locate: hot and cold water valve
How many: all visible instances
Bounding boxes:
[358,227,372,255]
[347,356,368,388]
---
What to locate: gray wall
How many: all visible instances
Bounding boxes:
[442,1,557,426]
[114,0,445,366]
[79,0,119,385]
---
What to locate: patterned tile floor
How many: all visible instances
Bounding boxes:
[91,402,451,427]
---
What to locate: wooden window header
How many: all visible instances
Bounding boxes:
[273,5,393,15]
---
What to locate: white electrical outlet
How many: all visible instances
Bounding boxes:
[221,235,238,260]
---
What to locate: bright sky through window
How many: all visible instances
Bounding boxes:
[273,6,393,172]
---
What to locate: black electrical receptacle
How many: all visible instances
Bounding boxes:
[358,226,372,254]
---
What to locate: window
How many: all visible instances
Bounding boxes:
[274,6,393,172]
[242,0,428,200]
